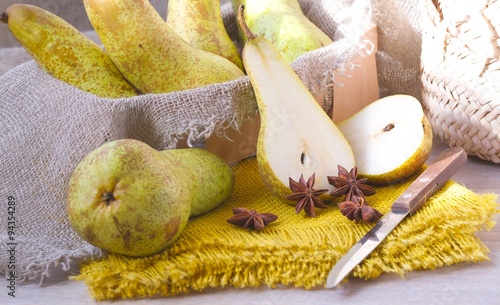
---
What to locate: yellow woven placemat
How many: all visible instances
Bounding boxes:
[73,156,498,300]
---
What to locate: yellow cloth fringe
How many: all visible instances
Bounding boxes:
[74,157,498,301]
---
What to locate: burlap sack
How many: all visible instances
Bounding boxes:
[0,0,423,282]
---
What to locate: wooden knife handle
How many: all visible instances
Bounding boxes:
[391,147,467,215]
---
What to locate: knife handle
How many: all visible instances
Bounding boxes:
[391,147,467,215]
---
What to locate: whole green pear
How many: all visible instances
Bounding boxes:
[66,139,234,257]
[166,0,244,71]
[231,0,333,63]
[83,0,245,94]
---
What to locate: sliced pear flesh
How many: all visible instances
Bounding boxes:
[337,94,433,184]
[239,7,355,199]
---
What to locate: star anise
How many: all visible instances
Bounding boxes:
[285,173,328,217]
[227,207,278,231]
[327,165,376,201]
[338,195,382,223]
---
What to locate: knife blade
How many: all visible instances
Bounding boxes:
[325,147,467,288]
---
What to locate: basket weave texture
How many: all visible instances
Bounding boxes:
[421,0,500,163]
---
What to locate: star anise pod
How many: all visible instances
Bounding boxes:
[285,173,328,217]
[327,165,376,201]
[227,207,278,231]
[338,195,382,223]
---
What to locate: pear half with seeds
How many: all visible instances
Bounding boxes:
[237,5,355,200]
[337,94,433,184]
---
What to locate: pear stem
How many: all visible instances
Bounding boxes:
[237,5,257,41]
[0,12,8,24]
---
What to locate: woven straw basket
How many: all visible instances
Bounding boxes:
[421,0,500,163]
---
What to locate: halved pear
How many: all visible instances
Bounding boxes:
[337,94,433,184]
[238,6,355,200]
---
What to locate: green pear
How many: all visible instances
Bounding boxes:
[0,4,138,98]
[66,139,234,257]
[166,0,244,71]
[231,0,333,63]
[160,147,235,218]
[83,0,245,94]
[237,6,354,200]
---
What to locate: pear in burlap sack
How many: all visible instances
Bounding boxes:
[83,0,245,94]
[166,0,244,71]
[231,0,333,63]
[0,4,138,98]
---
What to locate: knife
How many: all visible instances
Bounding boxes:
[325,147,467,288]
